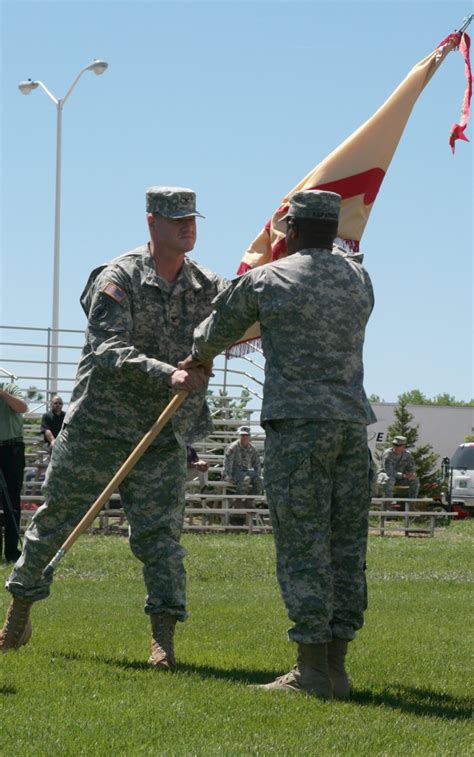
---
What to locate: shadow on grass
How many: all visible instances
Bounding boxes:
[47,651,472,720]
[0,685,17,696]
[51,649,274,684]
[352,686,472,721]
[170,661,273,685]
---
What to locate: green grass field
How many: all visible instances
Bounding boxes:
[1,521,472,756]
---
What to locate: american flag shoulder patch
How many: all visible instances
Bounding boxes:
[101,282,128,305]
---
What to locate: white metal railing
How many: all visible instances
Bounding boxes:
[0,323,265,411]
[0,324,84,403]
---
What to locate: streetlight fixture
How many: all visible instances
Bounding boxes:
[18,59,108,395]
[18,79,39,94]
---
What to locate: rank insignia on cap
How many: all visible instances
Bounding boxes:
[101,282,127,305]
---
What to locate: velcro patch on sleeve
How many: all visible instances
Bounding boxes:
[100,282,128,305]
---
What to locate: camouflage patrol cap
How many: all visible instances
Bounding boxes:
[146,186,205,219]
[237,426,251,435]
[392,436,407,446]
[283,189,341,221]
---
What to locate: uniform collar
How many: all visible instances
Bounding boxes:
[142,247,202,293]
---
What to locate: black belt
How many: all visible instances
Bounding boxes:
[0,437,24,447]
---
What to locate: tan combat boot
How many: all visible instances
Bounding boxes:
[327,639,351,699]
[148,614,177,670]
[0,597,33,652]
[257,643,332,699]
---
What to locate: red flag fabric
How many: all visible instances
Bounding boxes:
[449,33,472,152]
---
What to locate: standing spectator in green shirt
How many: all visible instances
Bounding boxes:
[0,383,28,562]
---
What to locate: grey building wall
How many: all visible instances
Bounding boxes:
[368,404,474,461]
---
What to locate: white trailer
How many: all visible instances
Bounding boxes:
[368,403,474,461]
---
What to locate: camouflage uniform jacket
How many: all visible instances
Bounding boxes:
[382,448,417,480]
[193,248,376,424]
[65,246,226,445]
[224,440,261,478]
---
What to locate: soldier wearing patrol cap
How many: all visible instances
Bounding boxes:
[183,189,376,699]
[1,186,227,668]
[145,186,205,218]
[380,435,420,499]
[223,425,262,495]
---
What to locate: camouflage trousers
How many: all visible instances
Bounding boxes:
[232,468,263,495]
[263,419,370,644]
[6,422,188,619]
[384,477,420,499]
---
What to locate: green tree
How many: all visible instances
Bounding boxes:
[398,388,429,405]
[432,392,457,405]
[384,398,440,497]
[432,393,474,406]
[207,387,251,421]
[396,388,474,406]
[385,399,418,447]
[368,393,383,403]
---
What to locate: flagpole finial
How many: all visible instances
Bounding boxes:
[456,14,474,34]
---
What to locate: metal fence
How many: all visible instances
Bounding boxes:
[0,323,265,413]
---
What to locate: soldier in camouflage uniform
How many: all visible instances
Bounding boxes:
[1,187,226,667]
[223,426,262,495]
[181,190,375,699]
[381,435,420,499]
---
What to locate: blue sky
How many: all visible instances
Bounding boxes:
[1,0,473,403]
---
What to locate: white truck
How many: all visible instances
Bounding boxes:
[446,442,474,514]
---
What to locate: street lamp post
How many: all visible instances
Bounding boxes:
[18,60,108,395]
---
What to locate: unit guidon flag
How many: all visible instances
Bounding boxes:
[229,28,471,354]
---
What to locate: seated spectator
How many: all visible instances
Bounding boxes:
[379,435,420,499]
[186,445,209,492]
[223,426,263,495]
[40,396,65,452]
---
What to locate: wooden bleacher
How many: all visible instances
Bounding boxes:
[7,417,456,539]
[15,412,268,533]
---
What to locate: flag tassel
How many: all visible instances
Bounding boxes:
[449,29,472,153]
